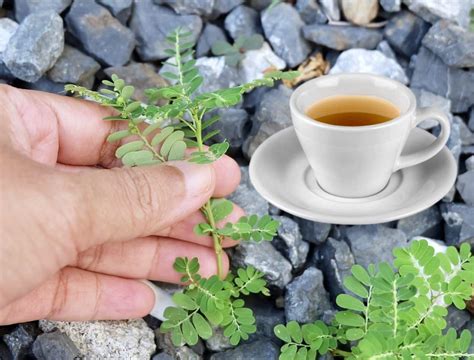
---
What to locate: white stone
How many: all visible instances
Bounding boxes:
[0,18,18,55]
[239,42,286,83]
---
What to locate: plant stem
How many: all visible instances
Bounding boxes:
[332,349,352,357]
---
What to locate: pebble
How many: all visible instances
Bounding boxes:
[261,3,311,67]
[456,171,474,206]
[224,5,261,40]
[32,331,81,360]
[466,156,474,171]
[285,267,333,323]
[196,23,227,57]
[384,10,430,57]
[376,40,397,60]
[412,88,451,130]
[155,0,214,17]
[295,0,327,24]
[104,63,168,103]
[239,42,286,83]
[232,241,293,289]
[130,0,202,61]
[340,0,378,26]
[229,166,270,216]
[440,203,474,247]
[39,319,156,360]
[343,224,407,268]
[303,24,382,50]
[65,0,135,67]
[329,49,408,84]
[14,0,71,22]
[402,0,471,28]
[380,0,401,12]
[397,206,442,239]
[422,19,474,68]
[3,11,64,83]
[48,45,100,87]
[294,218,331,244]
[272,216,309,270]
[194,56,240,94]
[97,0,133,24]
[3,323,38,360]
[319,0,340,21]
[210,338,279,360]
[243,85,293,158]
[212,0,245,17]
[205,108,249,152]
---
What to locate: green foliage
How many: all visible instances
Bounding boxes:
[211,34,264,66]
[274,240,474,359]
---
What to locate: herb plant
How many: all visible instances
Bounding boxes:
[66,28,297,347]
[274,239,474,359]
[211,34,264,66]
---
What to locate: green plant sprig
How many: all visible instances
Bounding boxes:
[274,240,474,359]
[211,34,265,66]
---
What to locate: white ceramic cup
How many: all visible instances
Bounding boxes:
[290,73,450,198]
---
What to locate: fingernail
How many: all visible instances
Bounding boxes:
[141,280,177,320]
[171,161,214,197]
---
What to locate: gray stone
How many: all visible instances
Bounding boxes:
[3,11,64,82]
[232,241,293,289]
[66,0,135,66]
[376,40,397,60]
[0,18,18,56]
[397,206,442,239]
[457,171,474,206]
[343,224,407,268]
[229,166,270,216]
[432,115,462,166]
[384,10,430,57]
[33,331,81,360]
[210,338,279,360]
[456,116,474,146]
[294,218,331,244]
[224,5,261,40]
[261,3,311,67]
[156,331,203,359]
[14,0,71,22]
[130,0,202,61]
[104,63,168,103]
[24,76,69,93]
[440,203,474,247]
[3,324,38,360]
[463,146,474,156]
[411,88,451,130]
[48,45,100,87]
[463,320,474,355]
[154,0,214,16]
[319,0,340,21]
[243,86,271,109]
[285,267,332,323]
[341,0,378,26]
[316,237,355,299]
[194,56,240,94]
[411,47,474,113]
[303,24,382,51]
[196,23,227,57]
[295,0,327,24]
[423,20,474,68]
[445,306,471,332]
[39,319,156,359]
[466,156,474,171]
[0,341,10,360]
[442,185,456,203]
[380,0,401,12]
[239,42,286,83]
[205,108,249,151]
[469,108,474,131]
[402,0,471,28]
[97,0,132,24]
[329,49,408,84]
[243,85,293,158]
[246,296,286,340]
[205,327,233,352]
[272,216,309,270]
[212,0,244,16]
[153,353,174,360]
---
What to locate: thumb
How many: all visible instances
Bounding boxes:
[71,161,215,250]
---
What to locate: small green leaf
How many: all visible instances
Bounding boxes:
[211,198,234,222]
[173,293,198,310]
[336,294,366,312]
[167,140,186,161]
[121,85,135,101]
[182,319,198,345]
[115,140,144,158]
[151,127,174,146]
[160,130,184,158]
[107,130,130,142]
[346,328,365,341]
[335,311,365,327]
[192,313,212,340]
[211,40,235,56]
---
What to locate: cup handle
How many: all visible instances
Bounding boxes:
[394,108,450,172]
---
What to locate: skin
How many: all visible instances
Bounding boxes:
[0,85,242,324]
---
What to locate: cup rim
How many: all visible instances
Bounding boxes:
[290,73,417,131]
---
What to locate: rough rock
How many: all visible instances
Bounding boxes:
[0,18,18,57]
[196,23,227,57]
[303,24,382,50]
[402,0,471,28]
[205,108,249,152]
[130,0,202,61]
[153,353,174,360]
[422,20,474,68]
[205,327,233,352]
[397,206,442,239]
[294,218,331,244]
[412,88,451,129]
[97,0,133,24]
[261,3,311,67]
[329,49,408,84]
[156,331,203,359]
[32,331,81,360]
[445,306,471,331]
[239,42,286,83]
[194,56,240,94]
[3,11,64,82]
[464,321,474,354]
[232,241,293,289]
[229,166,269,216]
[285,267,332,323]
[104,63,168,103]
[456,116,474,146]
[224,5,261,40]
[66,0,135,67]
[440,203,474,247]
[272,216,309,270]
[39,319,156,360]
[243,85,293,158]
[246,296,286,340]
[340,0,378,26]
[376,40,397,60]
[319,0,340,21]
[23,76,70,93]
[212,0,244,16]
[456,171,474,206]
[48,45,100,87]
[380,0,401,12]
[316,237,355,299]
[295,0,327,24]
[210,338,279,360]
[469,108,474,132]
[14,0,71,22]
[154,0,214,16]
[384,10,430,57]
[466,156,474,171]
[3,323,38,360]
[343,224,407,268]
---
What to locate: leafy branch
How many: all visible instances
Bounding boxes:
[211,34,264,66]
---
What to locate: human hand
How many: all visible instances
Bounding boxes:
[0,85,242,324]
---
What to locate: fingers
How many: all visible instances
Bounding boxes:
[211,154,241,197]
[0,267,155,324]
[76,237,229,284]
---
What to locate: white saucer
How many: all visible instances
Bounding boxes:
[249,127,457,225]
